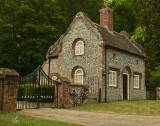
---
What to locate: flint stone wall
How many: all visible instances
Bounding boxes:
[42,58,58,75]
[59,18,100,101]
[106,49,146,101]
[70,84,89,106]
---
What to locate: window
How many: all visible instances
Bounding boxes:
[52,76,57,81]
[75,40,84,55]
[74,68,83,84]
[134,75,139,88]
[109,70,117,87]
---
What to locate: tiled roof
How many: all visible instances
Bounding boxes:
[94,24,145,57]
[46,12,145,58]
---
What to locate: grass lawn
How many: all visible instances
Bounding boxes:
[0,111,83,126]
[70,100,160,115]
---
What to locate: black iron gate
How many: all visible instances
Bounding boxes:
[17,66,58,110]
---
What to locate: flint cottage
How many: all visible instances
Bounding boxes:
[42,5,146,103]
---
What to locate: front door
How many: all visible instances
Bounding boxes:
[123,74,128,100]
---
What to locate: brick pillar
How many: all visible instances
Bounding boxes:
[156,87,160,100]
[54,77,71,108]
[0,68,19,112]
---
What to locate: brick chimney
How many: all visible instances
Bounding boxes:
[99,5,113,31]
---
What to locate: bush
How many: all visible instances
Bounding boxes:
[18,84,55,102]
[147,66,160,91]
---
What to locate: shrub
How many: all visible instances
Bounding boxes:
[18,84,55,102]
[147,66,160,91]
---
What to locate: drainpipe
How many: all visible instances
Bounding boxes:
[48,57,51,78]
[105,48,107,102]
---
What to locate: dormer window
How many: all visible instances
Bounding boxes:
[75,40,84,55]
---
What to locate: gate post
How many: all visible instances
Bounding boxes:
[0,68,19,112]
[55,77,71,108]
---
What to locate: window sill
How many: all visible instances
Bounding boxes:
[133,87,140,90]
[71,83,88,87]
[73,54,85,57]
[108,86,118,89]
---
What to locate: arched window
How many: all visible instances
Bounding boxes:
[75,40,84,55]
[74,68,83,84]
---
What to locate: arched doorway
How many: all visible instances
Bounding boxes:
[122,66,131,100]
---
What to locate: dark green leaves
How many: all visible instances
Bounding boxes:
[0,0,66,75]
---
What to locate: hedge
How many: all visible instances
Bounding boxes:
[18,84,55,102]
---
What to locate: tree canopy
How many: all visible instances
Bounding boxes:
[57,0,103,24]
[141,0,160,70]
[0,0,66,75]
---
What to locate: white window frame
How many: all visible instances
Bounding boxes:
[134,75,139,88]
[74,68,83,84]
[109,70,117,87]
[75,40,84,55]
[52,76,57,81]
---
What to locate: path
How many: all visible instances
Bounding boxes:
[18,108,160,126]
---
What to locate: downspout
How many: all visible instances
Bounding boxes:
[105,48,107,102]
[48,57,51,78]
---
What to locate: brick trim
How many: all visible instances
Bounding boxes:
[122,66,132,78]
[50,73,57,79]
[108,67,120,89]
[71,66,86,85]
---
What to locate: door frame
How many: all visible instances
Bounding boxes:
[123,73,129,100]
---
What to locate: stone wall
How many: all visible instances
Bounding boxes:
[59,17,101,101]
[55,77,90,108]
[106,48,146,101]
[70,84,89,106]
[0,68,19,112]
[42,58,58,75]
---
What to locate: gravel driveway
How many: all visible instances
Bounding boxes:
[18,108,160,126]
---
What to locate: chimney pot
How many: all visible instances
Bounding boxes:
[99,5,113,31]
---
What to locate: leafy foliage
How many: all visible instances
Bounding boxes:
[141,0,160,71]
[147,66,160,91]
[18,84,55,102]
[57,0,103,24]
[0,0,66,75]
[105,0,141,34]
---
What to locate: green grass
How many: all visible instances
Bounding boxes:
[70,100,160,115]
[0,112,83,126]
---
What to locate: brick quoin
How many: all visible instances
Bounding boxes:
[99,43,105,102]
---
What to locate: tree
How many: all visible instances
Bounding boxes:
[56,0,103,24]
[105,0,141,34]
[0,0,66,75]
[147,66,160,91]
[141,0,160,71]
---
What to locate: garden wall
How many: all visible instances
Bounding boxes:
[55,77,90,108]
